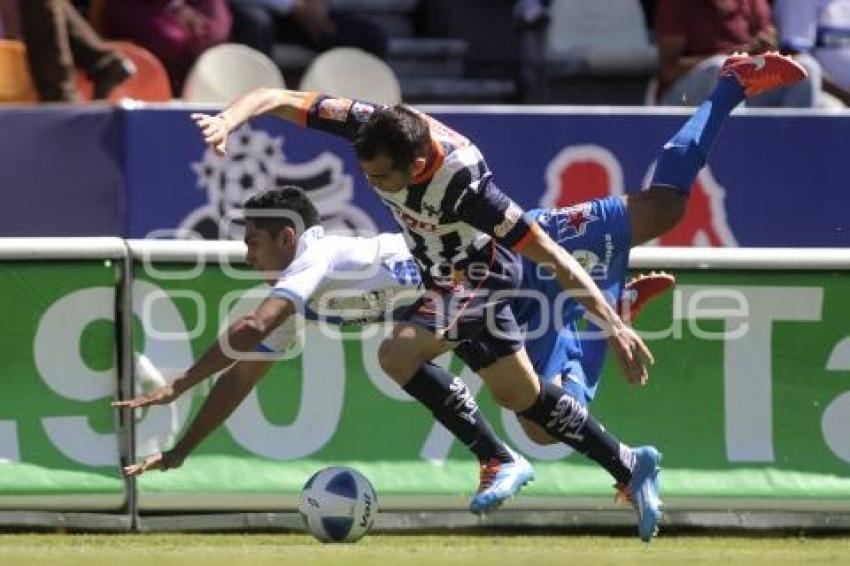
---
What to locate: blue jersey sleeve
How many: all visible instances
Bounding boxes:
[302,94,384,141]
[456,178,535,250]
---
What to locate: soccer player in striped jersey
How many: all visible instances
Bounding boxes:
[113,185,671,516]
[181,51,804,541]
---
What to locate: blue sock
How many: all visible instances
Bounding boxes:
[650,76,745,194]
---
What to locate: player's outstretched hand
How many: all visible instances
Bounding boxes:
[608,323,654,385]
[123,450,185,477]
[190,112,231,156]
[111,383,183,410]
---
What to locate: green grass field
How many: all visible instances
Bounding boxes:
[0,533,848,565]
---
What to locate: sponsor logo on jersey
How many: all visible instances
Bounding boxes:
[350,102,375,123]
[571,249,600,272]
[571,241,612,281]
[398,210,438,233]
[317,98,353,122]
[494,202,523,238]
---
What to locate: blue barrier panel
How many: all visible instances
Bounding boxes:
[443,110,850,247]
[4,105,846,245]
[0,106,124,236]
[123,107,850,246]
[122,107,384,240]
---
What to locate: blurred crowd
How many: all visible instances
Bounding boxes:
[0,0,847,107]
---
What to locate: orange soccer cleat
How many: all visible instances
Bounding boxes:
[618,271,676,322]
[720,51,807,99]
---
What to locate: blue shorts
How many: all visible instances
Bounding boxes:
[531,326,607,407]
[516,197,632,405]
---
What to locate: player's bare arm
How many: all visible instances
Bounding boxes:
[519,226,654,386]
[184,295,293,382]
[113,296,293,410]
[191,88,314,155]
[123,359,273,477]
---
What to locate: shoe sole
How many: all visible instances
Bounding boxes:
[635,450,663,542]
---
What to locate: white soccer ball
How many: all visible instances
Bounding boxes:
[298,466,378,543]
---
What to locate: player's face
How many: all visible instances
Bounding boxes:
[358,153,414,192]
[244,221,289,283]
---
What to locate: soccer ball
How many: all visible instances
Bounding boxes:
[298,466,378,543]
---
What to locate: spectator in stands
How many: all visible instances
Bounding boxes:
[0,0,20,39]
[654,0,820,107]
[100,0,232,93]
[774,0,850,107]
[513,0,549,28]
[227,0,387,62]
[513,0,550,102]
[13,0,134,102]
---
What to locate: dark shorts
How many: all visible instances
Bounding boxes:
[401,242,525,371]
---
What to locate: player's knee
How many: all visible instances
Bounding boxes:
[377,338,416,383]
[660,192,687,230]
[643,188,687,236]
[488,384,528,412]
[518,417,557,445]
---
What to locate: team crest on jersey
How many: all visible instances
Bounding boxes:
[317,98,353,122]
[553,203,598,240]
[180,124,376,239]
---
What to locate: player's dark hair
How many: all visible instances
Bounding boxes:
[352,105,431,171]
[243,186,320,236]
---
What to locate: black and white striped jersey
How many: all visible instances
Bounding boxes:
[297,94,536,288]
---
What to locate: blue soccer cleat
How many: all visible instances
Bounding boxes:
[616,446,663,542]
[469,446,534,514]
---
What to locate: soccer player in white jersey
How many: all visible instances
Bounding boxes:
[114,185,671,515]
[150,52,804,541]
[117,187,536,512]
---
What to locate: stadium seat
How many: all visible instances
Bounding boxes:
[299,47,402,105]
[0,40,38,104]
[183,43,285,104]
[77,40,172,102]
[545,0,658,77]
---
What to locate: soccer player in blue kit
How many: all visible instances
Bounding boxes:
[121,51,805,542]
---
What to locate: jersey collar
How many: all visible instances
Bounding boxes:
[410,138,445,186]
[295,225,324,255]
